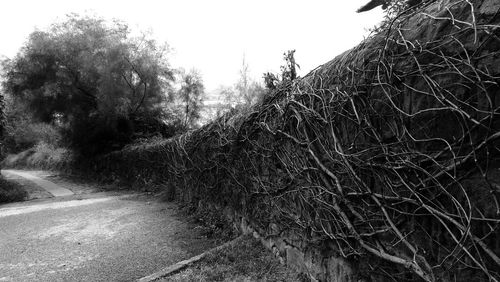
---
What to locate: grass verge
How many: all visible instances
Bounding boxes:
[0,177,28,204]
[159,235,304,282]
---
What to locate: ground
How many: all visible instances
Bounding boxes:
[159,235,303,282]
[0,170,221,282]
[0,170,301,282]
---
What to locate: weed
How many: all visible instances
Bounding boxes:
[0,177,27,204]
[162,235,303,282]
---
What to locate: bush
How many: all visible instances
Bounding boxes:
[67,111,186,157]
[27,142,71,168]
[130,110,186,140]
[0,177,27,204]
[3,102,63,154]
[2,142,72,170]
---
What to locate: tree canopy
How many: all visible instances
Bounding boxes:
[2,14,178,155]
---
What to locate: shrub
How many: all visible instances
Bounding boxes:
[3,102,63,154]
[2,142,72,170]
[0,177,27,204]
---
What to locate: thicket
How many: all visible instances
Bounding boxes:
[0,81,28,203]
[0,177,27,203]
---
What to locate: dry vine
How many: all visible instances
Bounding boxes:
[91,0,500,280]
[256,1,500,280]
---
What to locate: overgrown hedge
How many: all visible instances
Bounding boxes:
[6,0,500,281]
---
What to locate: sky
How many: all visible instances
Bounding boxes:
[0,0,384,93]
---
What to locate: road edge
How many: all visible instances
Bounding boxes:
[137,235,245,282]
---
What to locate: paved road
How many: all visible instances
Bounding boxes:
[0,170,216,282]
[2,170,74,197]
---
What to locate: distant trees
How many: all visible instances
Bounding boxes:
[212,51,300,120]
[0,58,6,142]
[0,93,5,157]
[235,57,266,107]
[215,57,266,114]
[1,96,62,153]
[178,69,204,128]
[218,85,238,109]
[1,14,180,155]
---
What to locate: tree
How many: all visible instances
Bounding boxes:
[281,50,299,82]
[1,14,176,155]
[234,57,266,107]
[0,56,7,143]
[218,85,238,108]
[235,57,250,105]
[213,58,267,116]
[0,93,5,158]
[263,49,300,91]
[178,69,204,128]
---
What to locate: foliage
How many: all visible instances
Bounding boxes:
[162,235,302,282]
[0,94,5,160]
[131,109,186,140]
[263,49,300,90]
[235,58,264,107]
[0,94,4,139]
[217,85,238,109]
[177,69,205,128]
[234,57,266,107]
[0,176,27,204]
[2,97,62,153]
[6,121,62,153]
[216,58,266,114]
[0,57,8,160]
[2,141,72,170]
[1,14,176,155]
[28,142,72,169]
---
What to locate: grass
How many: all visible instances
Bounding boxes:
[0,176,28,204]
[2,142,72,170]
[160,235,305,282]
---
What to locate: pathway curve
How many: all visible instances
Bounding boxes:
[2,170,74,197]
[0,170,218,282]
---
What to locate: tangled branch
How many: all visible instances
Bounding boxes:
[91,1,500,280]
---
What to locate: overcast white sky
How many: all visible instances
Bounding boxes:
[0,0,384,92]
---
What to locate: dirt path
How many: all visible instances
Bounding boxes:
[0,170,219,282]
